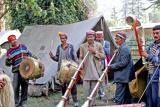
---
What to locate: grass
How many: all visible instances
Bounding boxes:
[28,84,111,107]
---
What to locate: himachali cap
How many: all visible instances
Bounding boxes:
[153,25,160,30]
[116,32,127,40]
[96,31,103,34]
[86,30,95,36]
[8,35,16,43]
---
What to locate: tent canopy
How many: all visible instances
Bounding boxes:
[1,16,116,84]
[0,29,21,45]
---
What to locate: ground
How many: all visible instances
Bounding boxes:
[28,84,116,107]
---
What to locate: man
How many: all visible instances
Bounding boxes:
[108,32,134,104]
[79,30,105,106]
[0,47,5,89]
[49,32,79,107]
[95,31,110,66]
[95,31,111,99]
[141,25,160,107]
[5,35,33,107]
[0,71,14,107]
[0,79,5,89]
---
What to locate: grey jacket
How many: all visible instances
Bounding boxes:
[110,43,134,83]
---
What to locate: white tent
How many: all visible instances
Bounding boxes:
[0,29,21,45]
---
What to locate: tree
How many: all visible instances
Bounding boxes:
[110,7,118,26]
[6,0,88,31]
[83,0,98,17]
[121,0,145,19]
[147,0,160,8]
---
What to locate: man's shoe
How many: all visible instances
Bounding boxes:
[21,104,27,107]
[74,102,79,107]
[99,92,105,100]
[15,104,19,107]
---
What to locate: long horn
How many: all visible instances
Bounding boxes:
[81,50,118,107]
[126,15,141,27]
[56,51,89,107]
[126,15,143,57]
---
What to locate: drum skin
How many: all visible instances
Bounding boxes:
[19,57,44,80]
[57,60,78,85]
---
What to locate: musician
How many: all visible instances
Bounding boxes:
[0,79,5,89]
[141,25,160,107]
[49,32,79,107]
[0,71,14,107]
[79,30,105,106]
[0,47,5,89]
[95,31,111,99]
[5,35,33,107]
[108,32,134,104]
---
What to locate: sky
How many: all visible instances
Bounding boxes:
[96,0,152,19]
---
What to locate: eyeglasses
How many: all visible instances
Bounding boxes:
[153,32,160,35]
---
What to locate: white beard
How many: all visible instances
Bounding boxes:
[0,74,14,107]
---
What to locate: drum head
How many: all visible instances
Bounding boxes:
[19,57,35,79]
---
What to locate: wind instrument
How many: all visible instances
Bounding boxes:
[81,50,118,107]
[126,15,144,56]
[56,51,89,107]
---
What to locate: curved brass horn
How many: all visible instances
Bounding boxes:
[56,51,89,107]
[126,15,141,26]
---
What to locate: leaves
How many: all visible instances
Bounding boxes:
[7,0,88,31]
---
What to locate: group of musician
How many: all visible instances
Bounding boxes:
[0,24,160,107]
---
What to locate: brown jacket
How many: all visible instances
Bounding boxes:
[79,42,105,80]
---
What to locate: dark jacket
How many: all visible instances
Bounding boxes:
[110,43,134,83]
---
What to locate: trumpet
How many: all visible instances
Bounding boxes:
[126,15,141,27]
[126,15,144,57]
[81,51,118,107]
[56,51,89,107]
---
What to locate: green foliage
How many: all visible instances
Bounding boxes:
[7,0,87,31]
[148,0,160,8]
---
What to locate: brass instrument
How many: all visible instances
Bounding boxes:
[126,15,148,99]
[81,51,117,107]
[56,51,89,107]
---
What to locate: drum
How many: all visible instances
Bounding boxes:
[57,60,78,85]
[19,57,44,80]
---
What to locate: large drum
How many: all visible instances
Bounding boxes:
[19,57,44,80]
[57,60,78,85]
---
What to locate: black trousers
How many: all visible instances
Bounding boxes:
[115,83,131,104]
[13,72,28,106]
[61,83,78,102]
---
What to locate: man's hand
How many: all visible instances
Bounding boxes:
[88,46,96,54]
[49,51,54,58]
[107,65,112,72]
[141,50,148,58]
[0,80,5,89]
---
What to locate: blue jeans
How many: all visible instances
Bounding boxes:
[146,74,159,107]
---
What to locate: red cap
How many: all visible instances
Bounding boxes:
[8,35,16,43]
